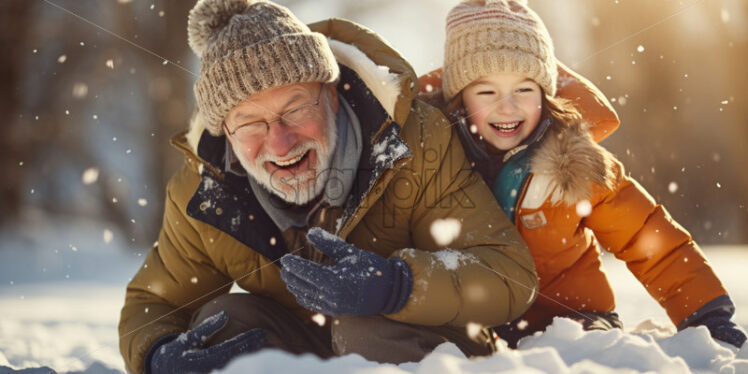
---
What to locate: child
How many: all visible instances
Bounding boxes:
[425,0,746,349]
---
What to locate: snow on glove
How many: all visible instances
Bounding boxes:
[679,294,747,349]
[280,227,413,316]
[147,311,267,374]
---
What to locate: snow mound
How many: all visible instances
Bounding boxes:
[219,317,748,374]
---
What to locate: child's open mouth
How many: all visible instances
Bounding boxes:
[490,121,523,136]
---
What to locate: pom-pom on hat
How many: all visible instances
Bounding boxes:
[188,0,339,136]
[442,0,557,102]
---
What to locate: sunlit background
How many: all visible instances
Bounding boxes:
[0,1,746,372]
[1,0,746,264]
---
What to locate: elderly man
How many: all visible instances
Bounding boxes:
[118,0,538,373]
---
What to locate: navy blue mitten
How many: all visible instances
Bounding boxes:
[280,227,413,316]
[678,294,746,348]
[147,311,267,374]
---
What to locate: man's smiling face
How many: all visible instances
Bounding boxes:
[224,82,339,205]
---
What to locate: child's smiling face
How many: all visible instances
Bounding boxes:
[462,72,543,152]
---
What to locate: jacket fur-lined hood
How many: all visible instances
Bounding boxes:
[529,118,619,206]
[184,18,418,153]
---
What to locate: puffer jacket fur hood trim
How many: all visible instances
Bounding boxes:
[529,119,618,206]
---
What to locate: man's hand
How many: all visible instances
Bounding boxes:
[148,311,266,374]
[280,227,413,316]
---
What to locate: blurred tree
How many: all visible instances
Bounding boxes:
[0,2,33,223]
[541,0,748,243]
[1,0,193,248]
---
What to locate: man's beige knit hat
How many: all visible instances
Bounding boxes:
[188,0,339,136]
[442,0,557,102]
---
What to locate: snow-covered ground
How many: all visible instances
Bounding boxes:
[1,218,747,373]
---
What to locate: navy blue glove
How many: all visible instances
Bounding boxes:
[678,295,746,348]
[280,227,413,316]
[147,311,267,374]
[696,312,746,349]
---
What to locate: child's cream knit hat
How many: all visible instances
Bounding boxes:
[442,0,557,101]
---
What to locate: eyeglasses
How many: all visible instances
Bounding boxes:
[224,85,325,143]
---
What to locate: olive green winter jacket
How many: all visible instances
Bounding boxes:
[118,18,537,373]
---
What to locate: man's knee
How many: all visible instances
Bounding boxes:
[190,293,279,346]
[191,293,334,358]
[331,315,489,364]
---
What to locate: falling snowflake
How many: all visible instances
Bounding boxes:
[72,82,88,99]
[103,229,113,244]
[466,322,483,339]
[576,200,592,217]
[82,168,100,185]
[517,319,529,330]
[311,314,326,327]
[430,218,461,246]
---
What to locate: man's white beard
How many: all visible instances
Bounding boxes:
[234,98,338,205]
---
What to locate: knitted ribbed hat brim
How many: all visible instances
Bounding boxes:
[194,32,339,135]
[443,48,556,101]
[442,0,557,101]
[188,0,340,136]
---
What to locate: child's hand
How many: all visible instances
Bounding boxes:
[697,312,746,349]
[680,295,746,349]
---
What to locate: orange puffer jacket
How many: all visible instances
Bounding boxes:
[502,121,726,328]
[418,63,727,329]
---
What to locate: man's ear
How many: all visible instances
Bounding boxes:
[326,84,339,114]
